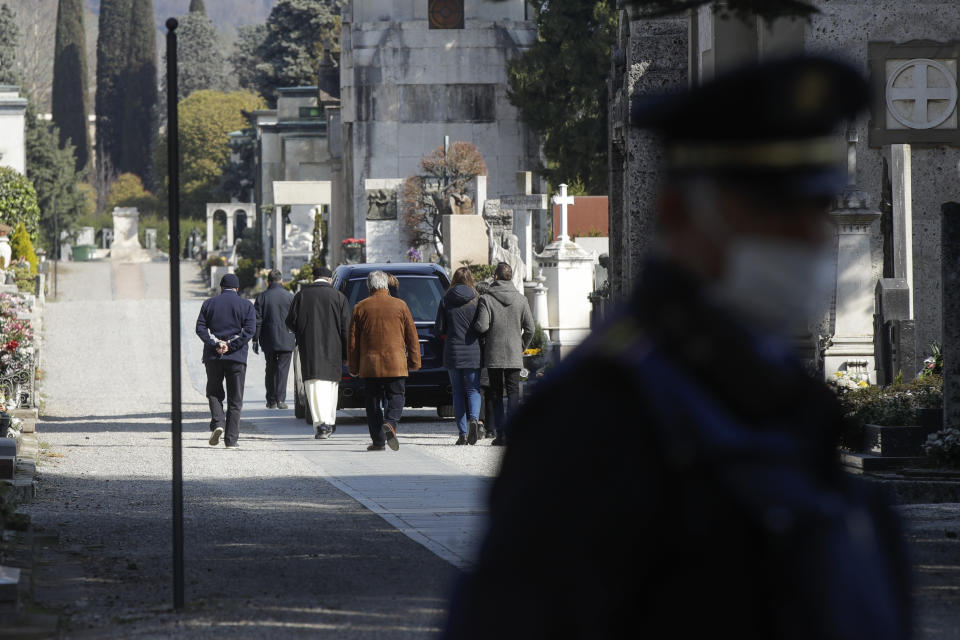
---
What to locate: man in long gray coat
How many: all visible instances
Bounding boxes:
[473,262,535,445]
[285,266,351,439]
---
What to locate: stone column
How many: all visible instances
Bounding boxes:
[941,202,960,429]
[226,211,235,246]
[891,144,914,318]
[274,205,284,275]
[206,211,214,252]
[607,14,688,299]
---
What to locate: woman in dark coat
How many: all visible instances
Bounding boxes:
[285,267,351,439]
[435,267,482,445]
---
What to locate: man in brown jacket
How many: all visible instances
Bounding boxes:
[348,270,421,451]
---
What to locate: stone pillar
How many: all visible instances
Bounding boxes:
[474,175,487,216]
[206,212,214,252]
[226,211,235,247]
[941,202,960,429]
[275,206,284,275]
[607,13,688,299]
[891,144,914,318]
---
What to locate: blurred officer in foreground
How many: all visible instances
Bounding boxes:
[444,56,912,639]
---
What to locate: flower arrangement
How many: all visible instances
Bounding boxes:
[919,342,943,378]
[407,247,423,262]
[827,370,870,392]
[0,292,35,406]
[523,347,542,356]
[923,427,960,468]
[342,238,366,248]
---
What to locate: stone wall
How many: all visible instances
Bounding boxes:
[340,0,540,249]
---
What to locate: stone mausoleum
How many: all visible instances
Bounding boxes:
[609,0,960,380]
[338,0,541,262]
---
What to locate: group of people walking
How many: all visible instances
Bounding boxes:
[199,264,534,451]
[436,262,535,446]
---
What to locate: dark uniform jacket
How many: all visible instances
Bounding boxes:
[435,284,481,370]
[445,260,912,639]
[285,280,351,382]
[195,290,256,364]
[254,283,296,353]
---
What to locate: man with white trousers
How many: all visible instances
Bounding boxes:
[285,266,351,439]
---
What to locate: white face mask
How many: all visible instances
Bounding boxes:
[712,238,834,335]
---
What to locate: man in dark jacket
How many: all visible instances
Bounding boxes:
[285,266,351,439]
[254,269,296,409]
[196,273,256,448]
[445,57,911,638]
[472,262,534,445]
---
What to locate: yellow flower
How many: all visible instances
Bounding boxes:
[858,380,869,387]
[523,348,542,356]
[834,372,843,377]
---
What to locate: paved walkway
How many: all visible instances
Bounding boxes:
[181,296,496,570]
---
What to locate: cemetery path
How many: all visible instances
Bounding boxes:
[23,260,503,639]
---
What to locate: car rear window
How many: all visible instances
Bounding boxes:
[344,275,445,323]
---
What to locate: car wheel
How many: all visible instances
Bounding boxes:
[437,404,454,419]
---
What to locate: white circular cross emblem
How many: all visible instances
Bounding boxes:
[886,58,958,130]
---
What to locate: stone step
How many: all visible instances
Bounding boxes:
[863,424,935,457]
[0,566,20,604]
[840,451,921,471]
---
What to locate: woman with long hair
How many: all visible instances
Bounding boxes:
[435,266,483,444]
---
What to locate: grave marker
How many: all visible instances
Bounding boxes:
[500,171,548,282]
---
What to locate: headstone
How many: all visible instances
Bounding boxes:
[537,186,595,356]
[0,437,15,481]
[824,132,881,383]
[874,278,915,385]
[76,226,95,247]
[0,85,27,174]
[145,228,157,251]
[891,143,914,318]
[109,208,150,262]
[0,235,10,269]
[499,171,548,282]
[364,178,404,263]
[443,215,489,271]
[942,201,960,430]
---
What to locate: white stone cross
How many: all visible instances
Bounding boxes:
[551,183,575,242]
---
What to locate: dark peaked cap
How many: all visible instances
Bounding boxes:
[631,56,870,195]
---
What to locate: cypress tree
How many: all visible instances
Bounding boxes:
[168,10,226,103]
[0,3,19,85]
[118,0,157,183]
[52,0,90,173]
[95,0,132,188]
[188,0,206,14]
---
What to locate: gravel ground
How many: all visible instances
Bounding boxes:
[24,262,471,638]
